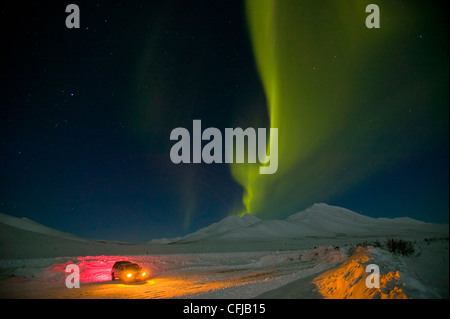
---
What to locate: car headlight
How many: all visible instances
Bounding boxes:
[126,273,132,278]
[142,272,146,276]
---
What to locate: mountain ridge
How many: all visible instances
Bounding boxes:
[1,203,447,246]
[163,203,447,243]
[0,212,85,241]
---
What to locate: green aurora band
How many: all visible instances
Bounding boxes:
[230,0,448,218]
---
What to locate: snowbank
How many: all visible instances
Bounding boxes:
[261,240,449,299]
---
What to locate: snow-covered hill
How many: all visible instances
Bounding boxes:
[0,213,154,259]
[0,203,448,259]
[169,213,261,243]
[0,212,84,241]
[163,203,448,243]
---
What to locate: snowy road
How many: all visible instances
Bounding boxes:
[31,267,306,299]
[1,241,448,299]
[0,247,344,299]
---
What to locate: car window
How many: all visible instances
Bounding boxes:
[124,264,140,270]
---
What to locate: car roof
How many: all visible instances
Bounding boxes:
[114,261,133,265]
[123,263,140,267]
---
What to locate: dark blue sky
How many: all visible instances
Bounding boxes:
[1,0,448,243]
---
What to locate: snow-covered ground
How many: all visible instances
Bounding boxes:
[0,204,448,299]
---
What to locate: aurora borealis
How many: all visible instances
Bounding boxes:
[1,0,448,242]
[231,0,449,219]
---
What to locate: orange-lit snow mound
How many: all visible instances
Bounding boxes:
[313,246,408,299]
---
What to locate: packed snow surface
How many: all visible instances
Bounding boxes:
[0,203,448,298]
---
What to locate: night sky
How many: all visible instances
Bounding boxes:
[1,0,448,243]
